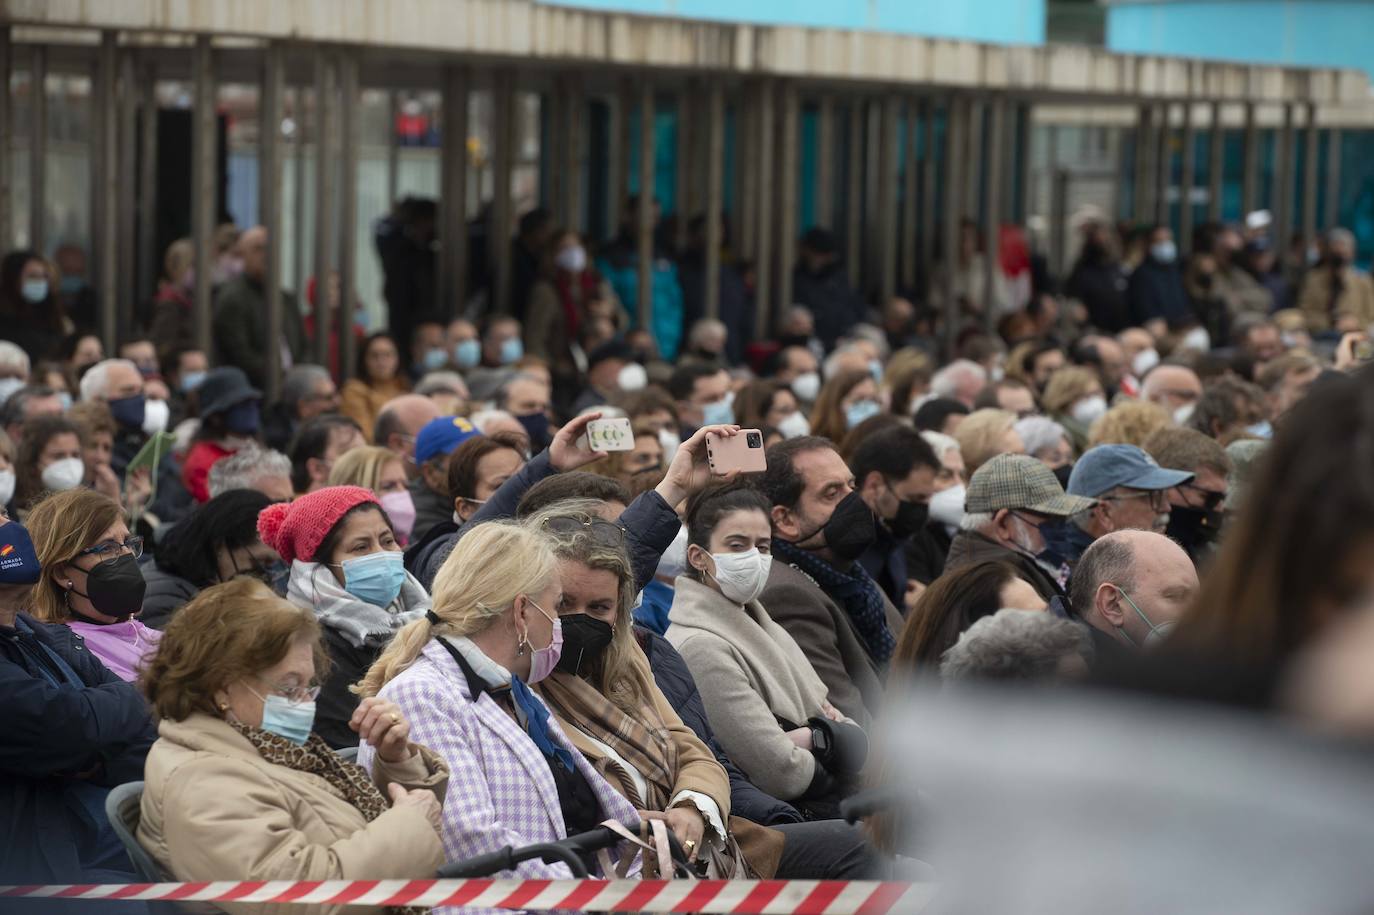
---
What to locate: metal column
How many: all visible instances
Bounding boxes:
[259,43,285,401]
[736,89,757,262]
[777,82,799,326]
[336,52,360,384]
[674,86,690,246]
[1274,102,1296,258]
[386,92,399,208]
[610,80,631,240]
[439,66,469,318]
[635,81,655,334]
[312,50,336,369]
[753,80,775,336]
[93,32,118,351]
[1133,104,1153,223]
[815,95,834,229]
[562,78,583,234]
[900,97,919,292]
[292,85,307,299]
[918,100,936,299]
[877,93,900,309]
[845,100,863,292]
[1154,102,1170,228]
[491,72,515,316]
[1014,102,1033,224]
[1207,101,1224,223]
[189,37,215,355]
[1324,127,1341,234]
[0,28,10,252]
[137,60,158,305]
[1179,101,1196,256]
[1301,102,1319,246]
[982,95,1005,333]
[28,45,46,254]
[704,81,723,320]
[1241,101,1258,216]
[116,48,138,336]
[941,97,966,354]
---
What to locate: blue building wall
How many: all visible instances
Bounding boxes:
[1105,0,1374,80]
[538,0,1046,45]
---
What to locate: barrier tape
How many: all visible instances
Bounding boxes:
[0,879,930,913]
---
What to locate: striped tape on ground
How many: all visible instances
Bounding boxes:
[0,879,934,913]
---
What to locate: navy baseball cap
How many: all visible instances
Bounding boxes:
[415,415,482,465]
[1067,444,1194,498]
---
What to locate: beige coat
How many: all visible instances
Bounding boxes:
[1298,266,1374,332]
[139,714,448,915]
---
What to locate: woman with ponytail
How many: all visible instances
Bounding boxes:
[355,522,640,879]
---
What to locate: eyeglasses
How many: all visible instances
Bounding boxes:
[254,678,322,704]
[1182,482,1225,511]
[541,515,627,547]
[1103,490,1168,513]
[78,535,144,564]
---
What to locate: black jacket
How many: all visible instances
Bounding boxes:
[138,560,199,630]
[1066,256,1130,332]
[637,628,802,827]
[905,523,952,586]
[1126,259,1193,329]
[316,626,383,750]
[111,425,193,526]
[408,475,455,546]
[792,262,867,350]
[0,613,157,884]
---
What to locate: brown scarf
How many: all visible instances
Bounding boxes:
[538,670,679,811]
[230,722,391,820]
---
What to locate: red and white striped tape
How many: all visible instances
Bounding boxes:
[0,879,931,913]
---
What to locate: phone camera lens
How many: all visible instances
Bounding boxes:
[746,432,763,448]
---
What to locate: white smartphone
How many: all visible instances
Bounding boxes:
[586,417,636,452]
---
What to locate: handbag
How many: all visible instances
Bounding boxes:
[595,815,784,880]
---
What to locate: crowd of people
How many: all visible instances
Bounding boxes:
[2,200,1374,911]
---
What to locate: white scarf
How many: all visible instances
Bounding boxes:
[286,560,432,649]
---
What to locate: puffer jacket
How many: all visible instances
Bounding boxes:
[138,559,199,630]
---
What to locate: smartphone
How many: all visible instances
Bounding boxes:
[1356,339,1374,363]
[586,417,636,452]
[706,429,767,474]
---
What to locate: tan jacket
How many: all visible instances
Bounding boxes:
[1298,267,1374,332]
[339,376,411,442]
[138,714,448,915]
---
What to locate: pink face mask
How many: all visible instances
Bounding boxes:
[378,490,417,545]
[524,598,563,684]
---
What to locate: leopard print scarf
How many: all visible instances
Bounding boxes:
[230,722,391,821]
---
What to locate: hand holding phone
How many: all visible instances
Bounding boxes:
[586,417,636,452]
[705,428,767,475]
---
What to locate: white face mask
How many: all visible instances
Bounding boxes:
[791,372,820,403]
[776,411,811,439]
[657,428,681,463]
[554,245,587,273]
[142,398,171,436]
[705,547,773,605]
[1173,402,1196,426]
[41,456,85,492]
[1070,394,1108,426]
[617,362,648,392]
[1131,348,1160,377]
[929,484,966,528]
[0,468,15,505]
[1179,327,1211,353]
[0,377,25,403]
[656,524,689,580]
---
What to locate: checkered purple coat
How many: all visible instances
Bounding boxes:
[358,640,640,882]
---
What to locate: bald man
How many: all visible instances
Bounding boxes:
[1069,529,1199,656]
[212,225,306,388]
[374,393,442,473]
[1140,364,1203,424]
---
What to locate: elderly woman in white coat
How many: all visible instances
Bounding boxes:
[356,521,640,879]
[667,482,868,819]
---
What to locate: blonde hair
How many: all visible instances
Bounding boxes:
[355,521,558,696]
[328,445,402,493]
[24,489,125,622]
[522,503,645,715]
[1041,366,1101,415]
[954,408,1018,477]
[1087,400,1173,449]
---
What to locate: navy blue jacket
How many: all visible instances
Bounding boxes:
[0,613,157,884]
[637,628,803,827]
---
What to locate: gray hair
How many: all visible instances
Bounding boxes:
[0,341,30,378]
[79,358,138,403]
[1014,416,1069,459]
[940,609,1095,681]
[415,370,469,399]
[843,323,891,360]
[1327,227,1355,248]
[207,445,291,498]
[931,360,988,399]
[822,344,868,380]
[1069,533,1137,620]
[920,430,962,462]
[470,408,517,433]
[493,372,549,411]
[282,364,332,409]
[959,511,994,533]
[1,384,56,428]
[687,318,727,349]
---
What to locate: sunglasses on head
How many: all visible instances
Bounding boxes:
[541,515,627,547]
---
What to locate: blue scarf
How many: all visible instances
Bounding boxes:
[773,539,895,663]
[509,675,578,772]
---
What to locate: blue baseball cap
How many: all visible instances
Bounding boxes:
[415,415,482,465]
[1067,444,1194,498]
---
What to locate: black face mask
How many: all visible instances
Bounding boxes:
[1052,464,1074,489]
[886,496,929,540]
[1164,505,1224,559]
[555,613,615,676]
[70,553,146,623]
[800,491,877,562]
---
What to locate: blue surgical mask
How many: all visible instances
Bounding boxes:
[1244,421,1273,440]
[59,275,84,296]
[225,400,261,436]
[1150,240,1178,264]
[499,337,524,365]
[56,391,73,412]
[257,693,316,745]
[453,338,481,370]
[869,360,884,383]
[845,398,882,429]
[180,370,208,394]
[337,549,407,607]
[422,347,448,372]
[20,278,49,304]
[702,395,735,427]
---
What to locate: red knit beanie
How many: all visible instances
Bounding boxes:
[258,485,379,564]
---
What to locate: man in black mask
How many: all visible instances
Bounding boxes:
[1143,427,1232,567]
[758,436,906,727]
[850,426,940,614]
